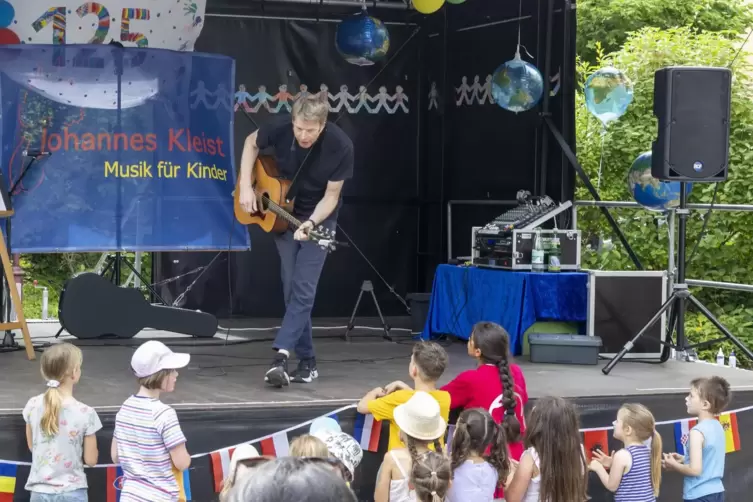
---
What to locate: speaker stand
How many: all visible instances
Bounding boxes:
[602,183,753,374]
[343,280,392,342]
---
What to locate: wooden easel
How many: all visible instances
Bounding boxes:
[0,209,34,360]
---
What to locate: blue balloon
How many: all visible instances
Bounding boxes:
[335,10,390,66]
[310,417,342,436]
[491,55,544,113]
[628,151,692,212]
[584,67,633,127]
[0,1,15,29]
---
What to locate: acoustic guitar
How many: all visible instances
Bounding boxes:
[59,273,218,339]
[233,155,342,252]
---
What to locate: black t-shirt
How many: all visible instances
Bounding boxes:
[255,115,354,220]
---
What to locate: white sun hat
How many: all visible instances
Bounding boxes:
[393,391,447,441]
[131,340,190,378]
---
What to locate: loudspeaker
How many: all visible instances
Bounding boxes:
[651,66,731,182]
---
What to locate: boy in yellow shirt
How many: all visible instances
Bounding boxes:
[356,341,450,451]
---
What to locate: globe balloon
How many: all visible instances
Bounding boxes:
[446,0,466,4]
[584,67,633,127]
[491,54,544,113]
[335,10,390,66]
[310,417,342,436]
[413,0,445,14]
[627,151,692,211]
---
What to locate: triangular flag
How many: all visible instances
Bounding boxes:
[174,466,192,501]
[718,412,741,453]
[0,463,17,502]
[445,424,456,455]
[583,430,609,461]
[210,447,235,493]
[106,466,124,502]
[353,413,382,452]
[260,431,290,457]
[674,419,697,456]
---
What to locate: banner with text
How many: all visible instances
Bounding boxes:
[0,44,250,252]
[0,0,206,51]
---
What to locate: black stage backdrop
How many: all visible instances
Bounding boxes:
[154,15,423,318]
[152,0,576,316]
[421,0,577,267]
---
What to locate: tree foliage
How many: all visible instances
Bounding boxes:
[575,28,753,366]
[576,0,753,63]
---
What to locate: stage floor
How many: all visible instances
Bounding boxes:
[2,317,751,414]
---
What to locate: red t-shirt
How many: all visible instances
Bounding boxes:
[441,363,528,460]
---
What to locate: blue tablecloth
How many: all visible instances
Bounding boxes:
[420,265,588,355]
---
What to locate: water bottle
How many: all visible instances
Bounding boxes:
[716,348,725,366]
[729,350,737,369]
[531,229,546,272]
[548,235,561,273]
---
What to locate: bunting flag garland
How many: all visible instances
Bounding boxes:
[673,418,698,456]
[106,466,124,502]
[353,413,382,452]
[210,448,235,493]
[445,424,456,455]
[260,432,290,457]
[582,430,610,461]
[0,463,17,502]
[719,412,741,453]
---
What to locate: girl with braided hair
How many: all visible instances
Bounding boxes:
[441,322,528,460]
[374,392,447,502]
[446,408,511,502]
[411,451,451,502]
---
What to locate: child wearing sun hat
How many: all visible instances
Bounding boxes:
[373,391,450,501]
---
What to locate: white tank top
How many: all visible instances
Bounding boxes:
[522,447,542,502]
[388,450,416,502]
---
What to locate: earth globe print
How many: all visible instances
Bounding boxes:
[627,151,691,211]
[491,57,544,113]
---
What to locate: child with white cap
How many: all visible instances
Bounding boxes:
[111,341,192,502]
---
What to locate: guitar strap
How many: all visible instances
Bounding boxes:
[285,124,327,204]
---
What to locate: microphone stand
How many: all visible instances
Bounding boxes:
[1,152,48,352]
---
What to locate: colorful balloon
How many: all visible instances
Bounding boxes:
[413,0,445,14]
[584,67,633,127]
[446,0,466,4]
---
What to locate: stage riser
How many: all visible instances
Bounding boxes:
[1,393,751,501]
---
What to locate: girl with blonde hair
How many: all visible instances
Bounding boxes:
[23,343,102,501]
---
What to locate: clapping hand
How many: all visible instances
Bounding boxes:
[592,449,614,469]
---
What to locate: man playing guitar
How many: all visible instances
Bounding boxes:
[238,96,354,388]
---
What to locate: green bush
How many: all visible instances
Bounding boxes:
[575,28,753,367]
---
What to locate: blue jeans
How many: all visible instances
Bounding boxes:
[272,220,335,359]
[685,493,724,502]
[30,490,88,502]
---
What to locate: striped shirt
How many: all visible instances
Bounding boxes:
[114,395,187,502]
[615,445,655,502]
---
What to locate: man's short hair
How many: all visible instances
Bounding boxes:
[292,96,329,123]
[412,341,449,382]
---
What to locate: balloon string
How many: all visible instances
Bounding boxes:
[516,0,522,57]
[597,128,606,190]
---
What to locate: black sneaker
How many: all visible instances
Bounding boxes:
[291,357,318,383]
[265,353,290,387]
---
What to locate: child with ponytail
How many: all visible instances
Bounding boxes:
[411,451,451,502]
[23,343,102,501]
[374,392,447,502]
[589,404,663,501]
[447,408,510,502]
[441,322,528,460]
